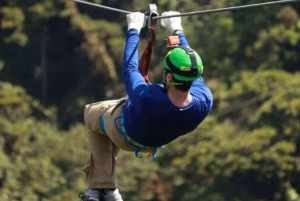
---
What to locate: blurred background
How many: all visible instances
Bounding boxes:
[0,0,300,200]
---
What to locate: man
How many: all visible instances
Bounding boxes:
[80,11,213,201]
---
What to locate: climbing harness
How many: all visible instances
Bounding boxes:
[114,110,164,161]
[97,95,163,161]
[138,4,159,83]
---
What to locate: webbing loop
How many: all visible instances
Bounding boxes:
[99,115,107,135]
[138,4,159,83]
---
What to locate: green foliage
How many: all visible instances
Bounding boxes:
[0,0,300,201]
[0,7,27,46]
[0,82,88,200]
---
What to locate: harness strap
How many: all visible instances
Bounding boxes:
[138,27,156,83]
[115,111,164,161]
[99,115,107,135]
[138,4,158,83]
[99,97,127,135]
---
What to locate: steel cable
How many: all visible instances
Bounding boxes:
[72,0,131,14]
[72,0,300,18]
[154,0,300,19]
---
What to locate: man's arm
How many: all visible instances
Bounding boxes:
[122,13,148,112]
[162,12,209,98]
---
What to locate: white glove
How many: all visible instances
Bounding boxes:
[160,11,183,33]
[126,12,146,34]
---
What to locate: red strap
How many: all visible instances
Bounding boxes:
[138,27,156,83]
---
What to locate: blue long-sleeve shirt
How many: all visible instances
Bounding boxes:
[122,30,213,147]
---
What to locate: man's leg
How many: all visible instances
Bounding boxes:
[82,100,122,201]
[99,143,123,201]
[86,126,118,188]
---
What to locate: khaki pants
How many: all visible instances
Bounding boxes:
[81,98,130,189]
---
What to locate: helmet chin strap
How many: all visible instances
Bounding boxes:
[163,69,183,86]
[162,79,183,86]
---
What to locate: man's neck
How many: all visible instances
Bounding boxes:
[167,86,192,108]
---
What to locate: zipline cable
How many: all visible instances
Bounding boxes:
[72,0,131,14]
[153,0,300,19]
[72,0,300,18]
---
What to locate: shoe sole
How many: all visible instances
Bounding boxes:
[88,198,100,201]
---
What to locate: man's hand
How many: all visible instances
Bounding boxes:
[126,12,146,34]
[160,11,183,34]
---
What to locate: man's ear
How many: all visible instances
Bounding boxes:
[166,72,173,81]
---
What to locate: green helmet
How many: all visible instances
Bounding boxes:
[163,47,203,82]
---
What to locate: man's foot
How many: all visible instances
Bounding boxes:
[101,188,123,201]
[80,188,101,201]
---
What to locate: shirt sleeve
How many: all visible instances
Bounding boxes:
[122,30,148,112]
[177,32,189,47]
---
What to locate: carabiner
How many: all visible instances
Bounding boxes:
[146,4,159,29]
[145,4,159,46]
